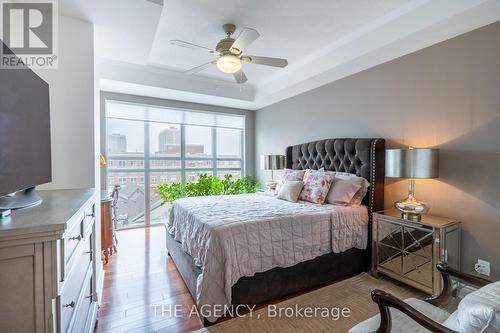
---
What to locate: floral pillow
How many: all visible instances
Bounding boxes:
[298,169,334,204]
[276,168,306,192]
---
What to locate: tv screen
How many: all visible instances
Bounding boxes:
[0,42,52,197]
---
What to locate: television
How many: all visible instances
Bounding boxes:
[0,41,51,209]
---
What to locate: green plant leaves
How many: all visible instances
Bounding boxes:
[156,173,260,207]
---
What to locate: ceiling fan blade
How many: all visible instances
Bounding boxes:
[170,40,218,54]
[184,61,214,75]
[241,55,288,68]
[233,70,248,84]
[230,28,260,54]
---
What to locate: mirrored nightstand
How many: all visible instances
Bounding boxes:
[372,209,461,295]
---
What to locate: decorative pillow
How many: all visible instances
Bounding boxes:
[276,181,304,203]
[276,169,306,192]
[453,281,500,333]
[298,169,333,204]
[325,178,362,205]
[329,171,370,206]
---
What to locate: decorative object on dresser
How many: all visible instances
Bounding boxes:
[386,148,439,221]
[0,189,102,333]
[260,154,285,191]
[100,190,116,264]
[372,210,461,295]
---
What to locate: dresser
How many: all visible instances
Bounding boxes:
[0,189,103,333]
[372,210,461,295]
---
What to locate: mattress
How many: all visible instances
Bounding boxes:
[166,193,368,322]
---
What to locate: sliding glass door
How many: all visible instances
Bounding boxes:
[104,101,245,229]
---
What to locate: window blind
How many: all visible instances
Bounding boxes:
[106,101,245,129]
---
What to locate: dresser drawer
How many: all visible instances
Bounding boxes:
[61,203,94,281]
[71,277,93,333]
[82,204,95,236]
[63,219,84,268]
[58,235,92,333]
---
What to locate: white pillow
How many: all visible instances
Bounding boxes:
[276,181,304,203]
[453,281,500,333]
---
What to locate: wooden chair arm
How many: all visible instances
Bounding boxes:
[371,289,457,333]
[426,262,492,306]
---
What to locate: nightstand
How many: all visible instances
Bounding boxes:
[372,209,461,295]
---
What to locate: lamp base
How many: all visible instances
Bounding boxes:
[395,195,428,221]
[265,180,278,191]
[399,211,423,221]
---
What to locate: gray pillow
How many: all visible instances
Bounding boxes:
[276,180,304,203]
[325,178,362,205]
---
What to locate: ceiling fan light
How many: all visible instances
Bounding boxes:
[216,54,241,74]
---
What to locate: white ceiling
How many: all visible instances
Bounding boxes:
[60,0,500,110]
[148,0,407,83]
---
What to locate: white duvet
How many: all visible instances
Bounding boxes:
[167,193,368,322]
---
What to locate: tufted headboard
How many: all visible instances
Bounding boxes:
[285,138,385,268]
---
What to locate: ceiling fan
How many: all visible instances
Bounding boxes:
[170,23,288,84]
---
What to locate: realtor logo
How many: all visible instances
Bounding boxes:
[1,0,58,69]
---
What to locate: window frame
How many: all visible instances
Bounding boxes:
[103,99,245,228]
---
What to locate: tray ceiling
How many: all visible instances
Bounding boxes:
[61,0,500,110]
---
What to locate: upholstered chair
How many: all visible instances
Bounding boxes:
[349,263,499,333]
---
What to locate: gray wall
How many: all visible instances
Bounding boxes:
[255,21,500,279]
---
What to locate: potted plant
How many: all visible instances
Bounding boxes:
[157,173,260,208]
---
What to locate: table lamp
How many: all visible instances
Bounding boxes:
[260,154,285,191]
[385,148,439,221]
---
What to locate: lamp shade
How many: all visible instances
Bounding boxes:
[260,155,285,170]
[385,148,439,179]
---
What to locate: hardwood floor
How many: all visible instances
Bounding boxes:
[95,226,203,333]
[95,225,357,332]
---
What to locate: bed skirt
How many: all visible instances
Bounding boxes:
[165,228,368,311]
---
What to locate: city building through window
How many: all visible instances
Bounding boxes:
[104,100,245,229]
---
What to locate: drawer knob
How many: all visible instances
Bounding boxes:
[64,301,75,308]
[69,235,82,241]
[86,212,95,218]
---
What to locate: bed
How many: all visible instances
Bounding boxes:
[164,138,385,323]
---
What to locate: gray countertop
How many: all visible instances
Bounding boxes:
[0,188,96,240]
